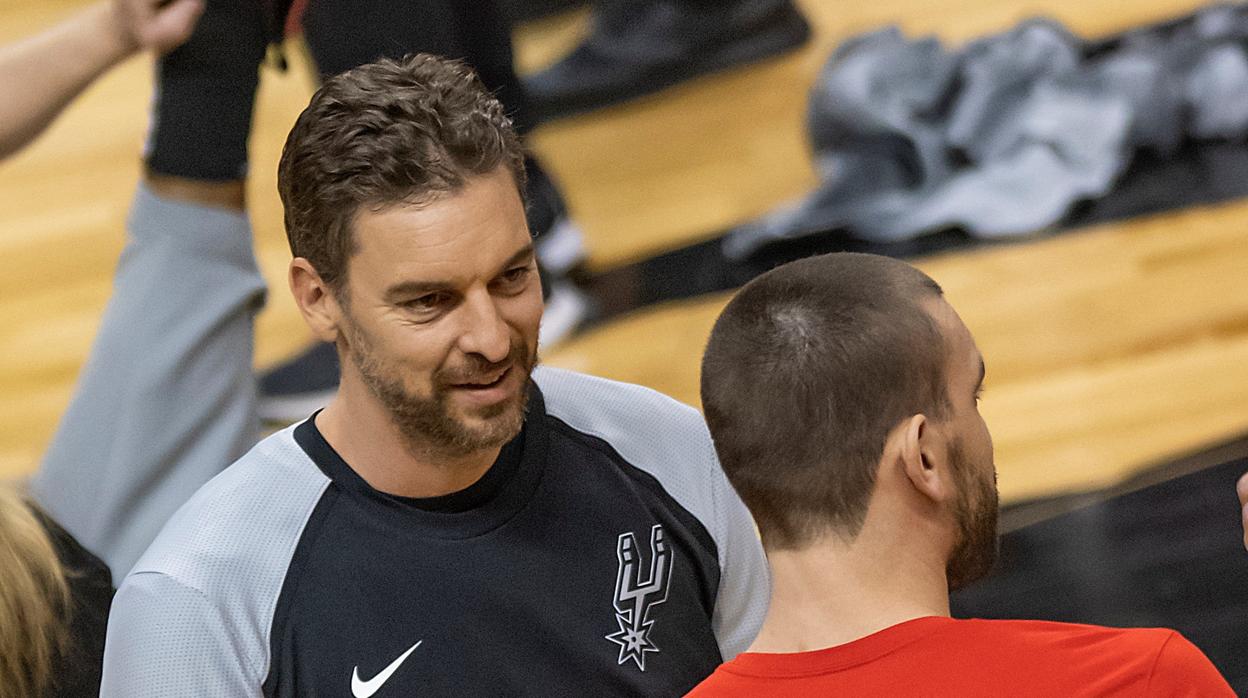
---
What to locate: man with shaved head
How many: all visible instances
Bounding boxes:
[691,252,1232,695]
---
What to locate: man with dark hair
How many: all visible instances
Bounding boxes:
[143,0,589,424]
[100,54,768,696]
[690,252,1233,695]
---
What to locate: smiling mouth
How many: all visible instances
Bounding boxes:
[451,366,511,390]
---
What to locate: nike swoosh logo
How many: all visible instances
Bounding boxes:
[351,640,422,698]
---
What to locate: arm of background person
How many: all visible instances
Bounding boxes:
[0,0,202,159]
[29,0,267,583]
[30,182,267,584]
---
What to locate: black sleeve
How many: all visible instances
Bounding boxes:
[33,508,115,698]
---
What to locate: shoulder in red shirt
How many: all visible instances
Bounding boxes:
[687,616,1233,697]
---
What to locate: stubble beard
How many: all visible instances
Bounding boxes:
[945,437,1001,591]
[345,318,536,459]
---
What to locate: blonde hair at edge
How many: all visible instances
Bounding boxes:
[0,482,69,698]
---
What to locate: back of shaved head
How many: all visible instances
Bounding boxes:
[701,253,949,549]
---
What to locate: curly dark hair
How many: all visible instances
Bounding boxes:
[277,53,527,292]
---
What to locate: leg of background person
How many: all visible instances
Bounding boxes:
[30,183,266,585]
[146,0,268,181]
[300,0,463,81]
[453,0,532,135]
[303,0,530,138]
[31,0,269,584]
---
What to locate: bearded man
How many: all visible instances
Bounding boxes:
[690,252,1232,696]
[100,54,767,696]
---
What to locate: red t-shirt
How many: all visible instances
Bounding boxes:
[687,616,1233,697]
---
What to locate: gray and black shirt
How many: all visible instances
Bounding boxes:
[101,367,769,696]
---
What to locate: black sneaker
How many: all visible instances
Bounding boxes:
[258,341,339,425]
[524,0,812,122]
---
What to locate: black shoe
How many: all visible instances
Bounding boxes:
[501,0,587,24]
[258,341,339,425]
[524,0,811,122]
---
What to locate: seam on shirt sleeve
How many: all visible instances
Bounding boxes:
[1144,630,1179,696]
[705,424,729,596]
[141,570,263,684]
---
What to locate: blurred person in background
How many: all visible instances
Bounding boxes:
[0,2,203,695]
[691,252,1233,696]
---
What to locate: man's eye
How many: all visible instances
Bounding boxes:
[501,266,531,284]
[403,294,446,312]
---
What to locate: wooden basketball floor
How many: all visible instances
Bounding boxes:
[2,0,1246,508]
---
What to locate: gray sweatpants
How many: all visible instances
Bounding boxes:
[31,185,267,584]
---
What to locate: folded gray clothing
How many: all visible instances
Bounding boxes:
[726,5,1248,258]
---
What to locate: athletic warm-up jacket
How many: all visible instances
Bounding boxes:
[100,367,769,696]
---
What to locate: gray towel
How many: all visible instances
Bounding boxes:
[726,5,1248,258]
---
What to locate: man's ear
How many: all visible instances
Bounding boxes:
[289,258,342,344]
[900,414,954,504]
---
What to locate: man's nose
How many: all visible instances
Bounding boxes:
[456,290,510,363]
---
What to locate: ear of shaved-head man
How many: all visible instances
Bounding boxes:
[1239,472,1248,551]
[690,252,1233,696]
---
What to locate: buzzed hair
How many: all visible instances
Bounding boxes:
[701,253,949,550]
[277,53,526,294]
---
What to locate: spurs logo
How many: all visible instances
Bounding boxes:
[605,524,673,671]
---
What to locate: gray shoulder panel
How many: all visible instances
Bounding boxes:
[533,367,769,659]
[101,425,330,696]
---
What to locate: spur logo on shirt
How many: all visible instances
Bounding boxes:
[605,524,673,671]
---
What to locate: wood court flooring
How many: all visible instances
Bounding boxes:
[2,0,1246,505]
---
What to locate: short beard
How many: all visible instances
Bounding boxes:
[344,314,535,459]
[945,438,1000,591]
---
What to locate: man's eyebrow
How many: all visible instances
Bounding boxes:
[495,244,535,274]
[384,279,455,300]
[383,244,536,300]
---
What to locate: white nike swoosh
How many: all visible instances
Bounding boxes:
[351,640,422,698]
